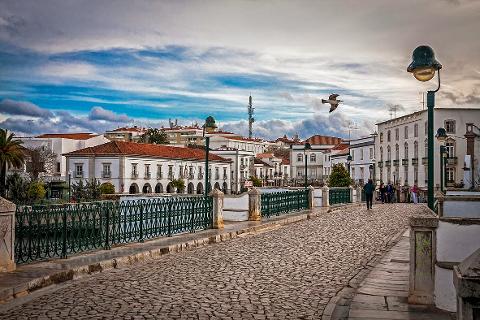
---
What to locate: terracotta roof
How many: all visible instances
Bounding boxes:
[331,143,349,151]
[254,158,272,167]
[305,135,343,146]
[111,127,146,132]
[65,141,230,162]
[256,153,274,159]
[332,149,350,156]
[228,137,264,142]
[210,130,236,135]
[281,158,290,165]
[36,133,98,140]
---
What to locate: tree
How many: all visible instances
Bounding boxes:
[100,182,115,194]
[328,164,352,187]
[6,173,29,204]
[139,128,169,144]
[72,179,102,202]
[25,146,57,180]
[0,129,25,197]
[27,181,46,202]
[171,179,185,193]
[250,176,262,187]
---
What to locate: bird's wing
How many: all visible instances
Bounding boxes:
[329,94,339,100]
[329,104,338,113]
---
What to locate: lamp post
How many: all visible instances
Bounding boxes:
[304,142,311,188]
[346,154,352,178]
[436,127,448,193]
[407,45,442,210]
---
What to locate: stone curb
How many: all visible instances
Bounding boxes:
[321,227,408,320]
[0,203,359,305]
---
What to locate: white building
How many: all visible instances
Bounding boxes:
[64,141,232,195]
[254,153,290,186]
[349,135,375,185]
[105,126,146,142]
[210,147,255,193]
[375,108,480,189]
[209,135,272,155]
[17,133,109,181]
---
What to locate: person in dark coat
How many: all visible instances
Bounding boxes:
[379,183,385,203]
[364,179,375,210]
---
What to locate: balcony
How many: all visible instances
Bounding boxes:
[412,158,418,166]
[102,171,111,178]
[393,160,399,167]
[402,159,408,166]
[385,160,391,167]
[132,172,138,179]
[422,157,428,166]
[446,156,457,166]
[377,161,383,168]
[198,173,204,179]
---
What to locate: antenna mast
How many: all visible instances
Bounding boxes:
[248,95,255,139]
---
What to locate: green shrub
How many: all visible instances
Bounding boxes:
[100,182,115,194]
[328,164,352,187]
[27,181,46,202]
[250,176,262,187]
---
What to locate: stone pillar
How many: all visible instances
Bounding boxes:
[248,187,261,221]
[408,215,438,305]
[321,186,330,208]
[356,185,362,203]
[307,186,315,209]
[0,197,16,272]
[349,186,354,203]
[435,191,445,217]
[211,189,224,229]
[453,248,480,320]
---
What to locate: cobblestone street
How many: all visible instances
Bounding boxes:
[0,204,427,320]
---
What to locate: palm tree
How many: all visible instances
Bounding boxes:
[0,129,25,197]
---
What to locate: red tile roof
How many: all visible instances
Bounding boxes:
[305,135,343,146]
[36,133,98,140]
[65,141,230,162]
[254,158,272,167]
[228,136,264,142]
[111,127,146,132]
[256,153,274,159]
[331,143,349,151]
[281,158,290,165]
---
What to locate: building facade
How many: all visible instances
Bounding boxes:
[210,148,255,193]
[105,126,146,142]
[349,135,375,185]
[65,141,232,195]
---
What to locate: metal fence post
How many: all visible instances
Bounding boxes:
[168,199,172,237]
[61,206,67,259]
[104,202,111,250]
[139,200,144,243]
[190,197,195,232]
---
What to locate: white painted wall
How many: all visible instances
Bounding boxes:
[223,193,249,221]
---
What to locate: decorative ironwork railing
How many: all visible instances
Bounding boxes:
[15,196,213,264]
[329,187,351,205]
[412,158,419,166]
[402,159,409,166]
[260,190,308,218]
[393,160,399,166]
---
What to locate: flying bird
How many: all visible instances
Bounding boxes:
[321,94,343,113]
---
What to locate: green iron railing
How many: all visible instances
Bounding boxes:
[260,190,308,218]
[329,188,351,205]
[15,196,213,264]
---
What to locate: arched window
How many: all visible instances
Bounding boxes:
[387,146,391,160]
[380,147,383,161]
[414,141,418,158]
[395,144,399,160]
[404,142,409,159]
[446,138,455,157]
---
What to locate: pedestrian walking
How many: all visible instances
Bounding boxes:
[411,184,419,204]
[379,183,385,203]
[386,183,393,203]
[364,179,375,210]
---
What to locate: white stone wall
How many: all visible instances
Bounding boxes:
[223,193,249,221]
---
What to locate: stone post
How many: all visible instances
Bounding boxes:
[211,189,224,229]
[408,214,438,305]
[453,248,480,320]
[0,197,16,272]
[349,186,354,203]
[248,187,261,221]
[307,186,315,209]
[435,191,445,217]
[321,186,330,208]
[356,185,362,203]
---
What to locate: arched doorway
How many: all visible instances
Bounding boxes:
[142,183,152,193]
[222,182,228,194]
[167,183,175,193]
[129,183,139,194]
[214,182,220,190]
[196,182,204,194]
[154,183,163,193]
[187,182,194,194]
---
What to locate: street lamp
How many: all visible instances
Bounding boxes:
[407,45,442,210]
[436,127,448,193]
[304,142,311,188]
[346,154,353,177]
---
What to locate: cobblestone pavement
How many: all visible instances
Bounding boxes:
[0,204,428,320]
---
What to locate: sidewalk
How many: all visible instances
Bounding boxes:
[328,229,456,320]
[0,206,336,304]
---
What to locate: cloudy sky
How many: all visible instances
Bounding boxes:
[1,0,479,140]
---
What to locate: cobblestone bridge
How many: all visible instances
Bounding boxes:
[0,204,426,320]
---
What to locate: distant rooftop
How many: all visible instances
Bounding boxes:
[36,133,98,140]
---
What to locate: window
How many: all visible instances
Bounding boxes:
[425,121,428,135]
[446,138,455,157]
[351,167,355,178]
[145,164,151,178]
[132,163,138,178]
[75,164,83,178]
[189,166,194,179]
[446,167,455,183]
[56,162,61,173]
[380,146,383,161]
[380,132,384,143]
[414,124,419,137]
[387,146,391,160]
[414,166,418,183]
[387,130,391,142]
[395,144,399,160]
[198,167,203,179]
[404,166,408,184]
[414,141,418,158]
[157,165,162,179]
[404,126,408,139]
[297,153,303,162]
[360,167,364,180]
[369,147,373,159]
[395,128,399,141]
[223,167,227,179]
[310,154,316,162]
[404,142,409,159]
[445,119,456,134]
[102,163,111,178]
[351,151,354,161]
[215,168,219,180]
[360,149,364,160]
[424,139,428,158]
[179,165,184,178]
[168,165,173,180]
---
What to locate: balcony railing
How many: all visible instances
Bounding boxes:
[422,157,428,166]
[377,161,383,168]
[385,160,391,167]
[198,173,204,179]
[102,171,111,178]
[132,172,138,179]
[402,159,408,166]
[393,160,399,166]
[446,157,457,166]
[412,158,418,166]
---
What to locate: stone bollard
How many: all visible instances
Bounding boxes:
[356,185,363,203]
[453,248,480,320]
[248,187,261,221]
[0,197,16,272]
[349,186,354,203]
[307,186,315,209]
[322,186,330,208]
[408,214,438,305]
[210,189,224,229]
[435,191,445,217]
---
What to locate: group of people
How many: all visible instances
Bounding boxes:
[362,180,420,210]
